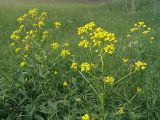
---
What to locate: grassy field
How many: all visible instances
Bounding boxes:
[0,0,160,120]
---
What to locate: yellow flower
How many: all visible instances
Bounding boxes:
[38,21,45,28]
[33,23,38,27]
[20,61,26,67]
[10,34,20,41]
[54,70,58,75]
[104,76,114,85]
[51,43,59,49]
[29,30,34,35]
[24,55,28,58]
[15,48,21,53]
[17,29,22,33]
[91,27,116,43]
[95,50,99,53]
[54,22,61,28]
[80,63,91,72]
[76,97,81,102]
[130,28,137,32]
[22,39,25,43]
[143,25,147,28]
[42,31,48,39]
[116,107,125,115]
[17,17,24,23]
[63,81,68,87]
[19,25,24,29]
[10,42,15,47]
[71,62,78,70]
[134,23,137,27]
[81,113,90,120]
[135,61,147,70]
[142,30,150,34]
[28,8,38,18]
[127,35,131,38]
[78,40,89,48]
[78,22,95,35]
[138,22,145,26]
[60,49,70,57]
[93,40,101,47]
[24,35,30,40]
[91,63,95,68]
[136,87,143,93]
[22,14,28,19]
[24,45,29,51]
[104,44,115,54]
[41,12,48,17]
[63,43,69,47]
[122,58,128,63]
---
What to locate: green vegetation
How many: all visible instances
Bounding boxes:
[0,0,160,119]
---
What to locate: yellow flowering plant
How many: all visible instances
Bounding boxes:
[72,22,149,119]
[124,21,155,59]
[9,9,151,120]
[10,8,49,68]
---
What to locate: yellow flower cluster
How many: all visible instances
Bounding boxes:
[17,12,28,24]
[54,22,61,28]
[91,27,116,43]
[50,42,70,57]
[103,76,114,85]
[28,8,38,18]
[80,63,91,72]
[63,43,69,47]
[135,61,147,70]
[104,44,115,54]
[51,42,59,49]
[20,61,26,67]
[127,21,155,49]
[122,58,128,63]
[78,40,89,48]
[10,8,48,67]
[63,81,68,87]
[78,22,116,54]
[42,31,49,39]
[10,31,21,41]
[78,22,95,35]
[136,87,143,93]
[71,62,78,70]
[16,8,47,28]
[10,42,15,46]
[130,21,152,34]
[15,48,21,53]
[81,114,90,120]
[60,49,70,57]
[24,44,29,51]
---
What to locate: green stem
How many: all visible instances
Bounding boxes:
[114,70,136,85]
[100,54,104,76]
[78,71,99,97]
[100,53,105,120]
